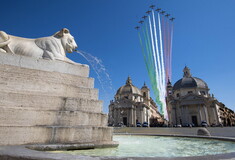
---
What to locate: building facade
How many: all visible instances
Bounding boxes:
[167,67,235,127]
[108,77,164,127]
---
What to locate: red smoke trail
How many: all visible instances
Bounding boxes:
[167,19,171,81]
[162,15,171,84]
[169,22,174,80]
[161,15,168,84]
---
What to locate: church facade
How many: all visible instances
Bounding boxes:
[167,67,235,127]
[108,77,164,127]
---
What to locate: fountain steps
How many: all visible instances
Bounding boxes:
[0,52,114,146]
[0,126,113,145]
[0,108,108,127]
[0,64,94,89]
[0,92,103,112]
[0,80,99,100]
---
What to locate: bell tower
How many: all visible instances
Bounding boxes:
[141,82,150,105]
[166,78,173,97]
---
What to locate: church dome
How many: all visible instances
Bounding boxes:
[116,76,142,96]
[173,67,208,91]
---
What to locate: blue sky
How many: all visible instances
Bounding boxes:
[1,0,235,113]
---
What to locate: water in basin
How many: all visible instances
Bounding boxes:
[55,135,235,157]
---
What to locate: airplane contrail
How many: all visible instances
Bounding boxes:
[138,27,155,90]
[136,6,174,120]
[149,13,161,96]
[143,24,155,76]
[162,14,168,83]
[169,22,174,80]
[158,12,168,117]
[142,22,161,105]
[144,18,162,106]
[158,12,166,93]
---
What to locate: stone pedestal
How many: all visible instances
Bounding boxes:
[0,51,116,147]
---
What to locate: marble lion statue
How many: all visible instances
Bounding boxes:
[0,28,77,62]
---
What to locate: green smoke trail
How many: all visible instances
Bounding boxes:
[138,31,152,81]
[138,23,158,100]
[141,24,155,82]
[143,25,157,91]
[144,24,156,82]
[144,23,155,74]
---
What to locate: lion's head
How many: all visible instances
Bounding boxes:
[54,28,78,53]
[0,31,10,48]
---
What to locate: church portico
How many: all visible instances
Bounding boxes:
[167,67,235,127]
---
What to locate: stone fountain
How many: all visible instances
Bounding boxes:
[0,28,116,149]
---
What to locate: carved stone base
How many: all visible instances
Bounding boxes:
[0,51,115,147]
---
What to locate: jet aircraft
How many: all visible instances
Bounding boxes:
[135,26,140,30]
[160,11,165,15]
[165,14,170,17]
[150,5,155,9]
[170,17,175,21]
[156,8,161,12]
[139,20,144,24]
[142,15,147,19]
[146,10,151,14]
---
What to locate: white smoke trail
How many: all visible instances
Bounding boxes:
[158,13,168,120]
[158,13,166,95]
[148,14,160,93]
[152,10,162,94]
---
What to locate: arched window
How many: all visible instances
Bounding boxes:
[143,92,146,98]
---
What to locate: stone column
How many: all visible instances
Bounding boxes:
[140,108,143,123]
[133,107,136,126]
[174,106,178,125]
[203,105,209,124]
[144,107,147,122]
[212,106,219,125]
[180,106,183,125]
[114,108,119,125]
[198,105,202,123]
[144,108,146,122]
[147,109,149,123]
[130,107,133,126]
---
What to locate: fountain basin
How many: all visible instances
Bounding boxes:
[52,135,235,158]
[1,134,235,160]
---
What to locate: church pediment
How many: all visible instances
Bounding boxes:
[181,94,204,101]
[179,94,206,105]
